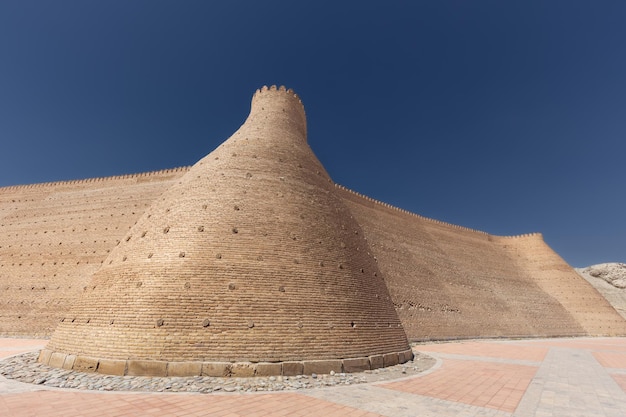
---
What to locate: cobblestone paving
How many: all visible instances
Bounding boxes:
[1,337,626,416]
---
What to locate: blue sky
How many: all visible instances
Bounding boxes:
[1,1,624,267]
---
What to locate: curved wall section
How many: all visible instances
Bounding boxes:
[1,86,624,373]
[41,86,411,376]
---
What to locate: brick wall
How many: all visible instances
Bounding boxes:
[336,186,626,340]
[2,85,624,354]
[44,86,410,367]
[0,169,186,336]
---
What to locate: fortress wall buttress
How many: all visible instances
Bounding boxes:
[495,233,626,336]
[3,86,625,349]
[0,169,187,336]
[335,184,625,340]
[40,86,411,376]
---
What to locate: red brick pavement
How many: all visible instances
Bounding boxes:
[0,339,47,359]
[3,337,626,416]
[593,351,626,369]
[0,391,382,417]
[381,358,538,412]
[612,374,626,394]
[416,340,548,362]
[521,338,626,352]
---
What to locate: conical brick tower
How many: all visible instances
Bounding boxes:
[39,86,412,377]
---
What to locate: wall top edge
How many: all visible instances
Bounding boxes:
[333,183,543,240]
[0,166,192,192]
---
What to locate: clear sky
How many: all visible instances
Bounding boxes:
[1,1,624,267]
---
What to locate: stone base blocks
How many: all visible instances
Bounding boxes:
[302,360,343,375]
[38,348,413,377]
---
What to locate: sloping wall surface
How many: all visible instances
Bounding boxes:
[498,235,626,336]
[0,169,187,336]
[336,186,626,340]
[40,86,410,376]
[1,85,625,352]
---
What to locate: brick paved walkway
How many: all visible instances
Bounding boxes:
[1,337,626,416]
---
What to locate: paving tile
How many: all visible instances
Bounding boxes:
[593,351,626,369]
[522,338,626,353]
[3,337,626,416]
[611,374,626,393]
[0,339,47,359]
[0,391,384,417]
[381,358,537,412]
[416,341,548,362]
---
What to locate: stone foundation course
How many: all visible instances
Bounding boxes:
[38,348,414,377]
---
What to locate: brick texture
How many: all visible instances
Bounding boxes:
[336,186,626,340]
[43,86,410,372]
[1,85,625,372]
[0,168,186,336]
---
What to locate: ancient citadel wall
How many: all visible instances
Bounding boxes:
[496,234,626,336]
[335,185,626,340]
[0,168,188,336]
[3,170,626,341]
[39,86,411,377]
[2,85,625,346]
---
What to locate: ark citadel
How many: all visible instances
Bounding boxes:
[1,86,625,377]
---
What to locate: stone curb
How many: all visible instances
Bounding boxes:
[38,348,414,377]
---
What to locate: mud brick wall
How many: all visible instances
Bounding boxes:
[45,86,410,364]
[2,85,625,351]
[0,169,186,336]
[336,185,626,340]
[496,233,626,336]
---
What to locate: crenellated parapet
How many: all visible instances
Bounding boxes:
[493,232,543,240]
[4,84,625,347]
[334,183,491,236]
[248,85,307,139]
[334,183,547,240]
[253,85,304,105]
[0,166,191,193]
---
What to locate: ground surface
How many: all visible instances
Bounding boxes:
[2,337,626,416]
